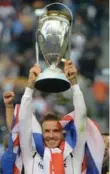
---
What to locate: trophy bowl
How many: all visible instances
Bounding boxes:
[35,3,73,93]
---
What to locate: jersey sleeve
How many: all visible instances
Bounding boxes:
[71,84,87,173]
[19,87,35,173]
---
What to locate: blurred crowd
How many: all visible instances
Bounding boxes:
[0,0,109,173]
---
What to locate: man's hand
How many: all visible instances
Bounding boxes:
[64,59,77,85]
[27,64,42,89]
[3,91,15,108]
[3,91,15,130]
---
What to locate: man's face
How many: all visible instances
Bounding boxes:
[42,120,63,148]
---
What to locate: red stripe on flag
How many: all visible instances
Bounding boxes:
[14,135,20,146]
[82,153,87,172]
[61,115,73,121]
[13,165,20,174]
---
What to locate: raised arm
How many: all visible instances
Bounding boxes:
[3,91,15,131]
[19,65,42,173]
[64,60,87,173]
[64,59,87,131]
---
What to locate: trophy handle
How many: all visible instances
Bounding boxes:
[43,2,73,24]
[35,41,39,65]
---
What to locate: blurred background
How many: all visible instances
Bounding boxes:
[0,0,109,172]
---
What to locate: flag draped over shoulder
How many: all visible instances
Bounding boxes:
[1,104,105,174]
[82,118,105,174]
[2,104,22,174]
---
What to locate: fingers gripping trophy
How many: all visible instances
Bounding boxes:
[35,3,73,93]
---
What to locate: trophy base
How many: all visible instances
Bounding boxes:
[35,67,70,93]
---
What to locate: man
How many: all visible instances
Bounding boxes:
[2,60,104,174]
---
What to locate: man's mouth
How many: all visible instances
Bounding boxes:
[48,140,56,143]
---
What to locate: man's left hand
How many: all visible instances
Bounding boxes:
[64,59,77,85]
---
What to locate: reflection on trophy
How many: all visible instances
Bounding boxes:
[35,3,73,93]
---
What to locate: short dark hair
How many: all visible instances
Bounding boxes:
[40,112,60,126]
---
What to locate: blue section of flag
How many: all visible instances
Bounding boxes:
[85,143,99,174]
[64,121,77,149]
[32,133,44,157]
[1,150,16,174]
[1,134,17,174]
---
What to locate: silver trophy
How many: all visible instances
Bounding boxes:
[35,3,73,93]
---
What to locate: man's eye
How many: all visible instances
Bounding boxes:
[45,130,49,133]
[54,129,59,132]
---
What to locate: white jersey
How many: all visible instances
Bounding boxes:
[19,84,87,174]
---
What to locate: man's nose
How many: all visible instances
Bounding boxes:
[49,131,54,138]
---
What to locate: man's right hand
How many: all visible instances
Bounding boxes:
[27,64,42,89]
[3,91,15,108]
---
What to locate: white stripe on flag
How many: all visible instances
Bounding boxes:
[87,118,105,173]
[32,114,42,134]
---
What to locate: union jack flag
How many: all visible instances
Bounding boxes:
[2,104,105,174]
